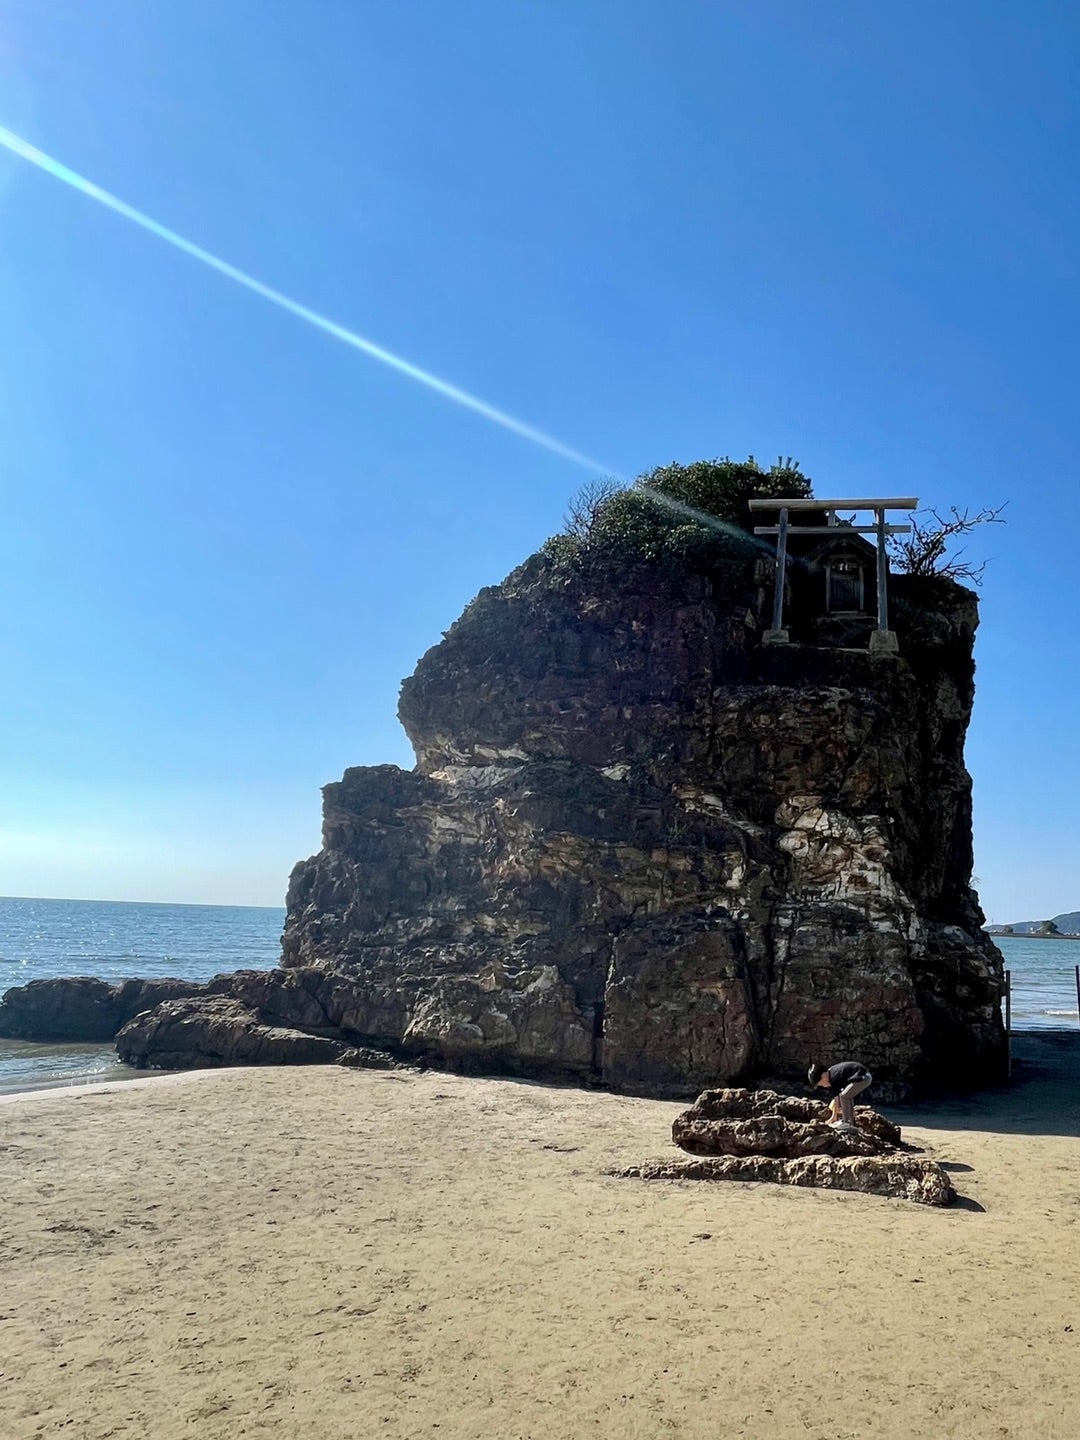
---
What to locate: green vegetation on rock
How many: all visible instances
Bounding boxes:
[542,456,812,597]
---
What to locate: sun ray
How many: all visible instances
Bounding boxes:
[0,125,616,476]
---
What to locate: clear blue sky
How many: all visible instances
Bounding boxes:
[1,1,1077,919]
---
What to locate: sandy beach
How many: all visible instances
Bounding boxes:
[2,1038,1079,1440]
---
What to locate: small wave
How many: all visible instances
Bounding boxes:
[1043,1009,1079,1018]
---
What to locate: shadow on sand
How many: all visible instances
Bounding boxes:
[900,1031,1080,1140]
[950,1194,987,1213]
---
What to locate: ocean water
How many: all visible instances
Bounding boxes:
[0,897,283,1093]
[994,934,1080,1029]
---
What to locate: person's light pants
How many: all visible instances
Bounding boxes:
[839,1074,872,1124]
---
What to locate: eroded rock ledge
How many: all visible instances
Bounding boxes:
[614,1153,955,1207]
[114,995,400,1072]
[613,1087,955,1206]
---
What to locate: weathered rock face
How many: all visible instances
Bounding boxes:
[281,551,1004,1095]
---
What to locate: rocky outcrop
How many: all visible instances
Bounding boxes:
[115,997,350,1069]
[0,976,209,1042]
[615,1085,953,1205]
[0,968,405,1072]
[672,1087,902,1153]
[114,994,401,1071]
[280,547,1004,1095]
[611,1153,955,1206]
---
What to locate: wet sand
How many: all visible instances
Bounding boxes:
[2,1035,1079,1440]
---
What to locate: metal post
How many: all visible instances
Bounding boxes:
[1005,969,1012,1078]
[764,507,789,643]
[875,507,889,632]
[1075,965,1079,1029]
[868,507,899,653]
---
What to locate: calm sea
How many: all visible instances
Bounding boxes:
[994,934,1080,1029]
[0,897,283,1093]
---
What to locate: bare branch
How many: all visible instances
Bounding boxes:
[563,477,625,540]
[887,503,1007,585]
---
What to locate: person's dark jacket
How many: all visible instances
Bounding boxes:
[824,1061,870,1092]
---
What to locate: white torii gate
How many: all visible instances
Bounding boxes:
[748,496,919,652]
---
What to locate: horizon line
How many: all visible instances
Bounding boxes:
[0,894,285,911]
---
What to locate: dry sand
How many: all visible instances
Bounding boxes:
[2,1036,1080,1440]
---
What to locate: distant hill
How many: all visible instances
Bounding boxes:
[989,912,1080,936]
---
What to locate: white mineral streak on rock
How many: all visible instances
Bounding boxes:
[775,794,918,930]
[675,786,729,813]
[398,962,594,1068]
[670,785,769,842]
[429,812,486,839]
[724,857,747,890]
[429,764,515,790]
[428,734,472,764]
[521,965,562,996]
[474,744,529,761]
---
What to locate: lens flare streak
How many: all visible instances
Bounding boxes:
[0,124,614,475]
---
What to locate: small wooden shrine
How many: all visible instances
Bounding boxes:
[748,497,918,652]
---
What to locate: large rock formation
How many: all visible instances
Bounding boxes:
[279,542,1004,1095]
